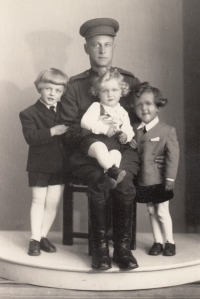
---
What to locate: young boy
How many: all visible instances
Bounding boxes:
[131,82,179,256]
[19,68,68,256]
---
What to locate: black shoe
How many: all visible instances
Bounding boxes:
[92,247,112,270]
[98,173,117,190]
[40,237,57,253]
[28,239,41,256]
[107,165,126,184]
[149,242,163,256]
[163,242,176,256]
[113,247,139,270]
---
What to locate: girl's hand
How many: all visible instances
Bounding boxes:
[118,132,127,144]
[51,125,68,136]
[165,180,174,191]
[129,138,138,149]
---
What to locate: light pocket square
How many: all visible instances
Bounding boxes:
[151,137,160,141]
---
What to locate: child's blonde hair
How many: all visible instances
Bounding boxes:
[34,68,68,92]
[90,69,130,97]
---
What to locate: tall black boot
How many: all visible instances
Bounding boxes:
[89,197,111,270]
[112,197,139,270]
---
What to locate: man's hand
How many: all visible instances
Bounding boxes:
[106,125,118,137]
[118,132,127,144]
[165,180,174,191]
[155,155,165,168]
[50,125,68,136]
[129,138,138,149]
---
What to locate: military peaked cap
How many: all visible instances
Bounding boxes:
[79,18,119,39]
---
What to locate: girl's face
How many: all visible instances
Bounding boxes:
[98,79,122,107]
[40,83,65,106]
[134,91,159,124]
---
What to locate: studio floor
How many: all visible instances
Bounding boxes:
[0,231,200,298]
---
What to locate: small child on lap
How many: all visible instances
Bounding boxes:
[19,68,69,256]
[81,69,135,189]
[131,82,179,256]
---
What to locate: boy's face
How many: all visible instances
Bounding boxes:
[99,79,122,107]
[40,83,65,106]
[134,92,159,124]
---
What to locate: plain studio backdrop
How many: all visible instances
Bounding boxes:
[0,0,199,236]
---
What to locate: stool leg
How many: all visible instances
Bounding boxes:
[130,201,137,250]
[88,200,92,256]
[63,185,73,245]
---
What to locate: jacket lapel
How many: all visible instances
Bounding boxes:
[36,100,56,121]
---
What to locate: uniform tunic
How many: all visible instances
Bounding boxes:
[61,67,140,198]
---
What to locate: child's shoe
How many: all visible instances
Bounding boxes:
[163,242,176,256]
[107,164,126,184]
[40,237,57,253]
[28,239,41,256]
[149,242,163,256]
[98,173,117,190]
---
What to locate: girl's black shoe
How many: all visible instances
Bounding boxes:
[40,237,57,253]
[28,239,41,256]
[149,242,163,256]
[163,242,176,256]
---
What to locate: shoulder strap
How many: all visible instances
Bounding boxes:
[69,70,90,83]
[114,67,135,78]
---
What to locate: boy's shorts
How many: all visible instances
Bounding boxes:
[81,133,121,155]
[28,171,67,187]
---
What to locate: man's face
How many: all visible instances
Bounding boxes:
[84,35,115,68]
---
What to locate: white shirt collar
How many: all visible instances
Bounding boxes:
[100,103,121,113]
[137,116,159,131]
[40,99,57,110]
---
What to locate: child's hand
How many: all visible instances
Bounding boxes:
[106,125,118,137]
[50,125,68,136]
[99,115,117,125]
[118,132,127,144]
[129,138,138,149]
[165,180,174,191]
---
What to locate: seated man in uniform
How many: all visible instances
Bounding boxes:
[61,18,163,270]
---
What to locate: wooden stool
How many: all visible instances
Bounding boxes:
[63,183,137,256]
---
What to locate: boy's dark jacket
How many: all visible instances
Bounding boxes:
[19,100,69,173]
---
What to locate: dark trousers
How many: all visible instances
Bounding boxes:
[69,145,139,246]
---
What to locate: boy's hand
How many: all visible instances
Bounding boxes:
[129,138,138,149]
[165,180,174,191]
[106,125,118,137]
[51,125,68,136]
[118,132,127,144]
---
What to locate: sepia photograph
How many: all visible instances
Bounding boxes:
[0,0,200,298]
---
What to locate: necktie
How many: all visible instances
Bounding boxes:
[143,126,147,134]
[50,106,56,114]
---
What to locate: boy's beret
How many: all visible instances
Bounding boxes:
[79,18,119,39]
